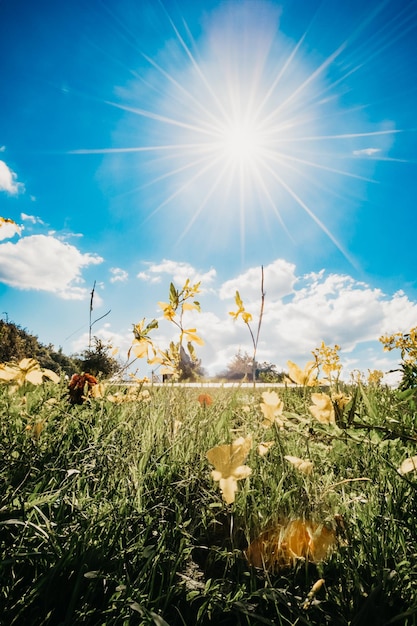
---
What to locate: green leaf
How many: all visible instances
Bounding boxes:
[235,290,243,308]
[169,282,179,308]
[145,319,159,333]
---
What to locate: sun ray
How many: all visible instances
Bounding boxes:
[70,1,413,262]
[260,42,348,129]
[144,152,226,222]
[176,164,231,245]
[262,160,357,267]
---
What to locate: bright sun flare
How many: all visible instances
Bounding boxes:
[74,2,400,260]
[220,120,263,162]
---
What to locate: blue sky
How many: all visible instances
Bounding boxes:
[1,0,416,380]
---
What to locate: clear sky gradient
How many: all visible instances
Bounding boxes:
[1,0,416,380]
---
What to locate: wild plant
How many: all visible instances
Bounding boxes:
[129,278,204,380]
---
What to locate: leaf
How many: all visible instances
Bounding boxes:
[169,282,179,308]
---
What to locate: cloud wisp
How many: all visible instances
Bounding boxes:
[0,234,103,299]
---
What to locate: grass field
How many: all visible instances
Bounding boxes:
[1,378,417,625]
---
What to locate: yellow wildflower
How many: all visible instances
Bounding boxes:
[260,390,284,427]
[398,456,417,475]
[284,455,314,475]
[182,328,204,346]
[158,301,176,321]
[206,435,252,504]
[309,393,335,424]
[0,358,59,389]
[287,360,318,386]
[258,441,275,456]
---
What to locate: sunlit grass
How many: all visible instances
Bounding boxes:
[1,380,417,624]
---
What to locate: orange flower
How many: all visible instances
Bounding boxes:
[68,373,98,404]
[246,519,336,571]
[198,393,213,407]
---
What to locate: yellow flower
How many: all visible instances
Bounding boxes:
[182,328,204,346]
[367,369,384,386]
[131,339,151,359]
[260,391,284,427]
[258,441,274,456]
[241,311,253,324]
[0,358,59,389]
[206,435,252,504]
[158,301,176,321]
[246,519,336,571]
[287,360,318,386]
[182,302,199,312]
[229,290,252,324]
[312,341,342,378]
[309,393,335,424]
[398,455,417,475]
[331,392,350,411]
[284,455,314,475]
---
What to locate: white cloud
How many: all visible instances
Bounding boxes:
[71,323,130,357]
[165,260,417,379]
[0,160,24,194]
[138,259,216,288]
[110,267,128,283]
[70,258,417,383]
[353,148,381,156]
[21,213,44,225]
[0,234,103,299]
[219,258,297,302]
[0,218,21,241]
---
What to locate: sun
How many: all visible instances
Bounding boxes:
[75,1,397,261]
[220,119,264,163]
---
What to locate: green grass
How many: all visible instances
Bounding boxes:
[1,381,417,625]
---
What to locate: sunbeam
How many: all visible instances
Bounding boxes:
[73,0,408,262]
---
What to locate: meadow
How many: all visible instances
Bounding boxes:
[1,372,417,625]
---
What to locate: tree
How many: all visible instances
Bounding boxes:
[73,336,120,378]
[0,319,77,376]
[220,350,254,380]
[256,361,285,383]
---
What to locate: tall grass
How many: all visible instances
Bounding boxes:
[1,381,417,625]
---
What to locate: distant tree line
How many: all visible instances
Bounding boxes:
[0,320,119,378]
[218,349,285,382]
[1,320,284,383]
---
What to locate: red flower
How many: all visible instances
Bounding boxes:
[68,373,98,404]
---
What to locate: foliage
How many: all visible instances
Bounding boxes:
[2,369,417,624]
[220,349,254,380]
[0,319,77,376]
[257,361,285,383]
[73,336,120,378]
